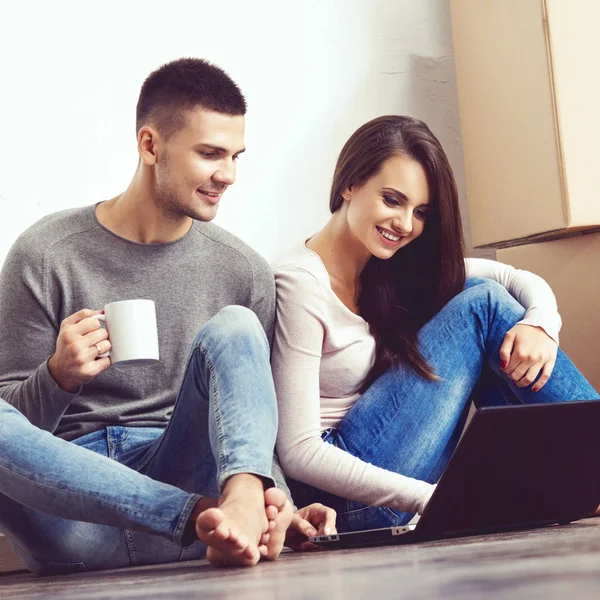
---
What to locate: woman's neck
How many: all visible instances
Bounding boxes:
[307,211,372,311]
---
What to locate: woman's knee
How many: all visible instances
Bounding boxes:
[462,278,511,303]
[463,276,503,293]
[454,278,523,322]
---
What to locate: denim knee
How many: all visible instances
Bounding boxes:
[193,305,269,353]
[463,276,503,292]
[463,277,510,302]
[458,278,522,322]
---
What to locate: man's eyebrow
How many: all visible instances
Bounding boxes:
[197,144,246,155]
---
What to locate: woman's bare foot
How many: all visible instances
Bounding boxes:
[195,474,269,567]
[259,487,294,560]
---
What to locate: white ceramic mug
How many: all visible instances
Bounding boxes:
[92,299,159,367]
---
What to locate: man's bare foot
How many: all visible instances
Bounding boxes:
[259,487,293,560]
[195,474,269,567]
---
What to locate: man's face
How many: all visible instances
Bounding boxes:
[154,107,245,222]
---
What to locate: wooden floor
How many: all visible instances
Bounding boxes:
[1,518,599,599]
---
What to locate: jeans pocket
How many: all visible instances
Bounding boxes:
[336,505,401,533]
[10,542,88,575]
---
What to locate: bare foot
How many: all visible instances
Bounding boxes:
[195,474,269,567]
[259,487,294,561]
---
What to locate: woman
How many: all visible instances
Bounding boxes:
[271,115,599,533]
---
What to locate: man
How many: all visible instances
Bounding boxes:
[0,57,334,573]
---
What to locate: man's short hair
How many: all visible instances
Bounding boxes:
[136,57,247,138]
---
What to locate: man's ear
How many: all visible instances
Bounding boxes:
[138,126,160,166]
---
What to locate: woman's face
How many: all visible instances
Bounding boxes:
[344,154,433,260]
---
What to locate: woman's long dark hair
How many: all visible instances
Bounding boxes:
[330,116,466,390]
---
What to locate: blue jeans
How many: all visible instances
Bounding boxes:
[286,278,599,532]
[0,306,278,574]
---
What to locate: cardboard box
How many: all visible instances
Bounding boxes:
[451,0,600,248]
[497,232,600,391]
[0,534,22,574]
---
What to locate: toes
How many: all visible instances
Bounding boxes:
[262,494,294,562]
[196,507,225,536]
[265,504,278,521]
[196,508,258,567]
[242,544,261,564]
[264,487,288,511]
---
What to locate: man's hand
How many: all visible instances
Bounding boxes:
[499,324,558,392]
[284,503,337,551]
[48,309,111,392]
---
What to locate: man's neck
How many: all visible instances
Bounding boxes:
[96,170,193,244]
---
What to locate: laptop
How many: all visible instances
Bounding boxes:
[309,400,600,549]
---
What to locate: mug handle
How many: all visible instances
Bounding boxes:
[91,314,111,358]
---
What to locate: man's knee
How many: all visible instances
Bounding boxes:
[194,306,268,352]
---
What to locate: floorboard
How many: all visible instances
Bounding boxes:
[1,518,599,599]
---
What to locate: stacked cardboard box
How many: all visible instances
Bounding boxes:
[497,234,600,391]
[451,0,600,391]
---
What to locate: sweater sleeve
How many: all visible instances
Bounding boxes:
[0,234,77,431]
[250,259,276,347]
[465,257,561,344]
[272,267,434,514]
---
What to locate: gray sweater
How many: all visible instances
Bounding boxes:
[0,204,276,441]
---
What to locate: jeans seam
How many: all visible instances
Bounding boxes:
[123,529,137,566]
[173,493,203,546]
[106,427,115,459]
[197,342,228,485]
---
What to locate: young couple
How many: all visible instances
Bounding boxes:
[0,57,596,575]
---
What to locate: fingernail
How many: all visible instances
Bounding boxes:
[308,528,317,537]
[501,360,508,369]
[324,527,331,535]
[532,386,539,393]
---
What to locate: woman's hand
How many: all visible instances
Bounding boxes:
[499,324,558,392]
[285,503,337,551]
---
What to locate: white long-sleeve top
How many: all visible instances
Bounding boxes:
[271,243,561,515]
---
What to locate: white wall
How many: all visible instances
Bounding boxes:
[0,0,487,265]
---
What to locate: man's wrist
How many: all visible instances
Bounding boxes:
[48,356,78,393]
